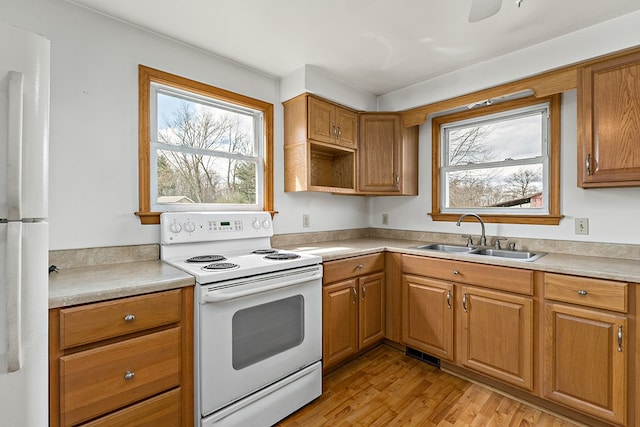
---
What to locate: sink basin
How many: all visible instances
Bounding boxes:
[472,248,545,261]
[413,243,545,262]
[413,244,475,253]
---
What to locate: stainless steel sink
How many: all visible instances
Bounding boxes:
[413,243,545,262]
[413,244,475,253]
[472,248,545,261]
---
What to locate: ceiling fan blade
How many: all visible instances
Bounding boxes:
[468,0,502,22]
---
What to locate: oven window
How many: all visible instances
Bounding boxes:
[232,295,304,370]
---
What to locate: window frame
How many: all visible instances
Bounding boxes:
[136,65,274,224]
[430,95,562,225]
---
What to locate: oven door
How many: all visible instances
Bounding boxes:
[197,265,322,418]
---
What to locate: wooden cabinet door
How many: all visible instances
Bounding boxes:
[579,51,640,187]
[358,272,385,349]
[460,286,534,390]
[402,275,454,361]
[334,106,358,149]
[544,303,627,425]
[358,113,400,193]
[322,279,358,369]
[308,96,335,144]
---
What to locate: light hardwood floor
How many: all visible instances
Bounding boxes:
[277,345,580,427]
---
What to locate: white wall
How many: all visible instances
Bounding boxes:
[1,0,367,250]
[2,0,639,249]
[370,11,640,245]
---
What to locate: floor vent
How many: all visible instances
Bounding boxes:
[406,347,440,368]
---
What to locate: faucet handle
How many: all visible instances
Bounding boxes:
[461,235,473,247]
[494,237,507,249]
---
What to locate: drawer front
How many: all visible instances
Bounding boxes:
[544,273,628,312]
[60,328,181,426]
[323,253,385,284]
[81,388,181,427]
[60,289,182,349]
[402,255,533,295]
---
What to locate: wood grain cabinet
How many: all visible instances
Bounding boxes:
[322,254,385,371]
[402,255,534,390]
[283,94,358,193]
[543,273,629,425]
[578,50,640,187]
[402,274,454,361]
[358,113,419,195]
[49,288,194,427]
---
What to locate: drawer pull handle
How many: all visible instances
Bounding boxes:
[618,325,623,352]
[124,314,136,322]
[453,270,460,275]
[577,290,588,296]
[356,264,364,269]
[124,371,135,380]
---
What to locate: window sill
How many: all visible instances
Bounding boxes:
[429,212,564,225]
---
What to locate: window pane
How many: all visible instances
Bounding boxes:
[157,148,257,204]
[448,112,543,166]
[446,164,543,209]
[157,92,256,156]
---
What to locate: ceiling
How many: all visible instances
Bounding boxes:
[67,0,640,95]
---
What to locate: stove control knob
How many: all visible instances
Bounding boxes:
[169,221,182,234]
[261,219,271,229]
[252,219,261,230]
[184,221,196,233]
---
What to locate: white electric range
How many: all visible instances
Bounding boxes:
[160,212,323,427]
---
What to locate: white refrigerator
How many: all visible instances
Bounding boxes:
[0,21,50,426]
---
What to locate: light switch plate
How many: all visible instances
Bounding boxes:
[575,218,589,235]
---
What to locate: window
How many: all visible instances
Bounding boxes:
[137,65,274,224]
[430,95,561,225]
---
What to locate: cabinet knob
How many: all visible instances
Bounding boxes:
[453,270,460,275]
[356,264,364,269]
[124,371,135,380]
[577,290,588,296]
[124,314,136,322]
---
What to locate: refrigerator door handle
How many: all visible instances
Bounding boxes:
[5,222,23,372]
[7,71,24,220]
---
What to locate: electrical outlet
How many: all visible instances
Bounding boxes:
[302,214,310,228]
[575,218,589,235]
[382,213,389,225]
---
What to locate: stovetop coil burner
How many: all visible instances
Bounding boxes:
[264,253,301,260]
[252,249,278,254]
[187,255,226,263]
[202,262,240,271]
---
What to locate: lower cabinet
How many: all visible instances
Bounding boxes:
[323,254,385,371]
[402,274,454,361]
[460,286,533,391]
[543,273,629,425]
[49,287,194,427]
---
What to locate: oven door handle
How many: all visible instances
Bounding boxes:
[202,271,322,303]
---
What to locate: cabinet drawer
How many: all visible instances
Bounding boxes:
[544,273,628,312]
[60,328,181,426]
[323,253,384,284]
[81,388,181,427]
[402,255,533,295]
[59,289,182,349]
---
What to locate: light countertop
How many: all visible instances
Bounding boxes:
[281,237,640,283]
[48,260,194,308]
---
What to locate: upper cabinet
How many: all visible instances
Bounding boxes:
[283,94,357,194]
[578,51,640,187]
[308,96,358,149]
[358,113,418,195]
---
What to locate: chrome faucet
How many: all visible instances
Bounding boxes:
[456,213,487,246]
